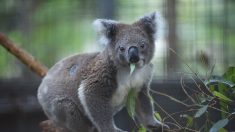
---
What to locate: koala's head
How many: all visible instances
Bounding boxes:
[93,12,163,68]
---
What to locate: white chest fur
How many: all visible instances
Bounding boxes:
[111,64,153,108]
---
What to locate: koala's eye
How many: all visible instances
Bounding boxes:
[119,46,125,52]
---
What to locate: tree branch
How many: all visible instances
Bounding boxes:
[0,32,52,131]
[0,32,48,77]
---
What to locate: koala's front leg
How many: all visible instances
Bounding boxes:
[78,83,125,132]
[136,84,168,131]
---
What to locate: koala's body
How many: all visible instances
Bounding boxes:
[38,12,166,132]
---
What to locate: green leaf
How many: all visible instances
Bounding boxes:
[154,112,162,122]
[219,128,228,132]
[194,105,208,118]
[204,76,235,88]
[126,88,138,118]
[130,64,135,75]
[196,93,208,104]
[181,114,193,128]
[185,115,193,128]
[213,91,233,102]
[209,118,229,132]
[219,101,229,118]
[223,67,235,83]
[138,124,147,132]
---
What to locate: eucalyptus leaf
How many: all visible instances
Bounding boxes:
[209,118,229,132]
[126,88,138,118]
[130,64,135,75]
[219,128,228,132]
[213,91,233,102]
[223,67,235,83]
[194,105,208,118]
[154,112,162,121]
[181,114,193,128]
[186,116,193,128]
[204,76,235,88]
[138,124,147,132]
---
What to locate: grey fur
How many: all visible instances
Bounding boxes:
[37,12,166,132]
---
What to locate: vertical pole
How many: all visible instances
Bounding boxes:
[166,0,178,77]
[223,0,229,69]
[97,0,116,19]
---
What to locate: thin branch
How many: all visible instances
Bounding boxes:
[163,108,198,121]
[0,32,48,77]
[150,89,192,107]
[208,105,230,115]
[163,121,181,129]
[153,100,182,128]
[190,75,212,96]
[181,76,197,104]
[169,48,213,96]
[182,127,200,132]
[169,48,197,76]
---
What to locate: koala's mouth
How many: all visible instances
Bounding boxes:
[130,59,145,68]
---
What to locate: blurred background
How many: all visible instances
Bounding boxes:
[0,0,235,132]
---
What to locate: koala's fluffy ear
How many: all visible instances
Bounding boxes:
[135,12,165,41]
[93,19,119,46]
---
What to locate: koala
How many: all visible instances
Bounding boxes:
[37,12,167,132]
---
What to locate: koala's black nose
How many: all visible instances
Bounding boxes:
[128,46,139,63]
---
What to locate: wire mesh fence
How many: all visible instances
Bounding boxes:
[0,0,234,79]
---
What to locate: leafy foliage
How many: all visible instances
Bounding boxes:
[126,88,138,119]
[128,66,234,131]
[212,91,233,102]
[154,66,235,131]
[138,124,147,132]
[194,105,208,118]
[126,89,151,131]
[190,66,235,131]
[223,67,235,83]
[130,64,135,74]
[154,112,162,122]
[209,118,229,132]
